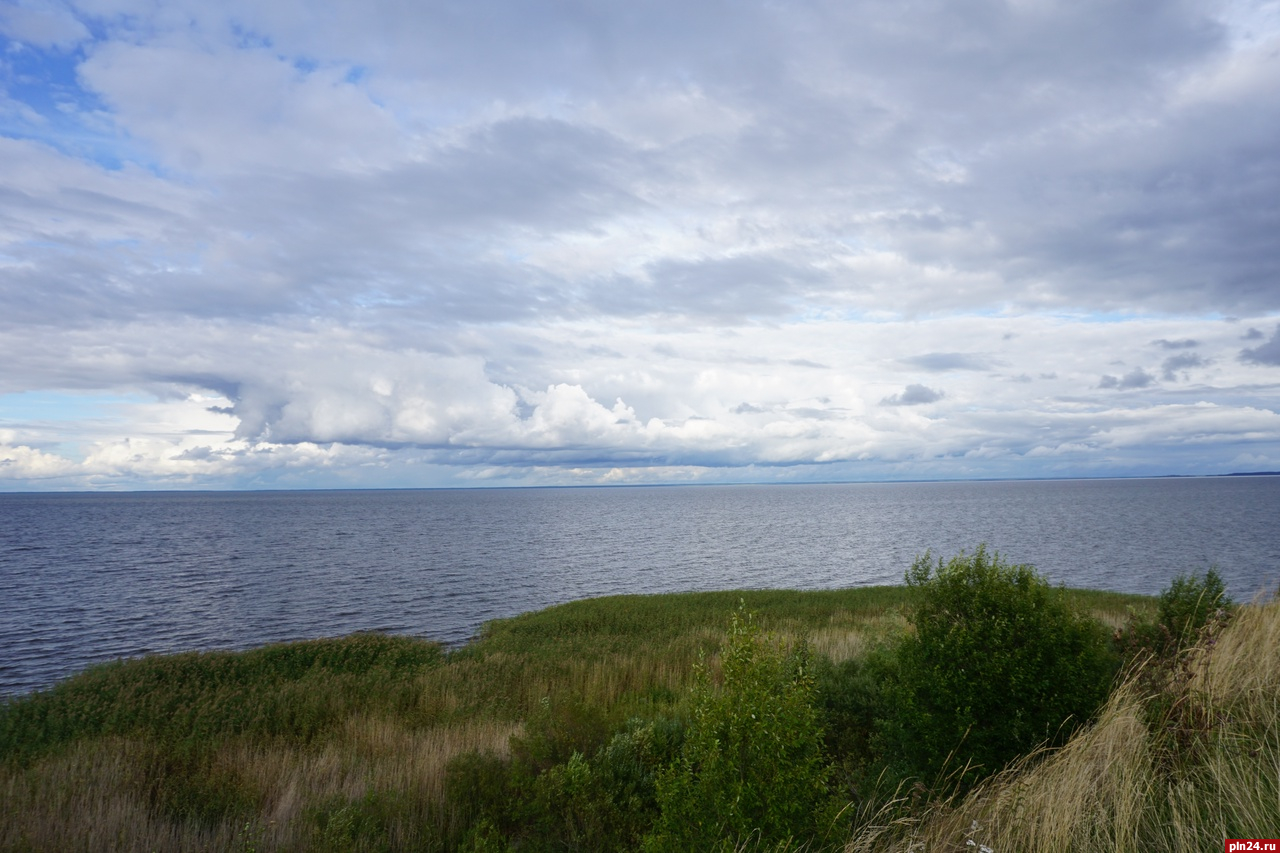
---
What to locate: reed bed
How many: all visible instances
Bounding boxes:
[1,585,1156,851]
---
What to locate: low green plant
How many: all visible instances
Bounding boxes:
[142,745,261,827]
[445,750,518,841]
[445,714,683,850]
[875,546,1118,790]
[511,695,613,774]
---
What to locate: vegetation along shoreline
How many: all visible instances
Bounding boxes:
[2,548,1273,851]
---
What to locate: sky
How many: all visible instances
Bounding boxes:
[1,0,1279,491]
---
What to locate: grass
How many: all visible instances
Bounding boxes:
[1,585,1159,851]
[843,591,1280,852]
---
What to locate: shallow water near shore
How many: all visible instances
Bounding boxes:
[2,476,1279,698]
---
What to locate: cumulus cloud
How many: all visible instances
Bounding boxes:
[0,441,79,480]
[0,2,89,48]
[882,384,945,406]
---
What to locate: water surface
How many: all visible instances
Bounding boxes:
[2,477,1278,697]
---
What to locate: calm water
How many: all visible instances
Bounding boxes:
[2,477,1279,698]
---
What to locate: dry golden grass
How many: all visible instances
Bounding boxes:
[3,738,215,852]
[843,593,1280,853]
[1,717,522,852]
[809,610,910,664]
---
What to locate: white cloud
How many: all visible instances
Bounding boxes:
[0,2,89,48]
[1,0,1278,489]
[78,43,406,175]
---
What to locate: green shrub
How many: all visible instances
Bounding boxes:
[511,695,612,774]
[1119,568,1235,661]
[307,789,407,853]
[142,746,261,827]
[645,606,834,852]
[445,750,517,838]
[814,642,899,801]
[876,547,1117,789]
[446,716,683,851]
[532,718,682,851]
[1159,568,1233,647]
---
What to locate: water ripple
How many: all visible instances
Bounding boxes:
[2,479,1279,697]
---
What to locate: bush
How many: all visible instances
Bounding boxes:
[645,606,834,851]
[876,547,1117,789]
[814,641,899,801]
[1119,568,1235,661]
[446,715,683,851]
[1158,568,1232,647]
[526,720,682,852]
[511,695,612,774]
[445,751,517,839]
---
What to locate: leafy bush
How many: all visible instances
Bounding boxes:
[143,746,261,827]
[511,695,613,774]
[876,547,1117,789]
[1159,568,1233,647]
[307,789,407,853]
[544,718,682,851]
[1119,568,1235,661]
[814,641,899,801]
[446,715,683,851]
[445,750,518,840]
[645,606,834,851]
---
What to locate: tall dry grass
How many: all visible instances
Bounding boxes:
[844,593,1280,852]
[1,720,521,851]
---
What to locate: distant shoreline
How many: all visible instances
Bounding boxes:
[2,469,1279,496]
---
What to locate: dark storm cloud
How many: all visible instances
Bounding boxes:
[1240,326,1280,366]
[1162,352,1208,380]
[881,384,944,406]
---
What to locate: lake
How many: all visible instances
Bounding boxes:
[2,476,1278,697]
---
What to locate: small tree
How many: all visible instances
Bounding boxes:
[877,546,1116,789]
[646,606,833,851]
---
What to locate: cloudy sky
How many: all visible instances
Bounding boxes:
[2,0,1279,490]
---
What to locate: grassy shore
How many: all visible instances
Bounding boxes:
[5,581,1268,852]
